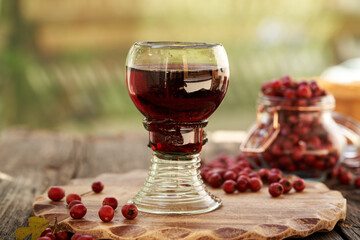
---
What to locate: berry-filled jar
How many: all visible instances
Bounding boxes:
[241,77,360,180]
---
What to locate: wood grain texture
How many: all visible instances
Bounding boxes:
[0,129,81,239]
[33,171,346,240]
[0,129,357,240]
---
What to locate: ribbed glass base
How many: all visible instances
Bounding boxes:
[129,153,221,215]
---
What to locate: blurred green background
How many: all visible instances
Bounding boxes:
[1,0,360,133]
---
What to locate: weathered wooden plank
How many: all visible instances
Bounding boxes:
[289,231,345,240]
[0,129,82,239]
[334,188,360,240]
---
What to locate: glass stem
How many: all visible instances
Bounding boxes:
[129,152,221,214]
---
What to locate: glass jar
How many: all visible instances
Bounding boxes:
[241,94,360,180]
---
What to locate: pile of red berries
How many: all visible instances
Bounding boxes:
[330,165,360,188]
[201,153,306,197]
[38,229,94,240]
[43,181,138,239]
[250,76,342,178]
[261,76,327,99]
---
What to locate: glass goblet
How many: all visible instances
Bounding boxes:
[126,41,229,214]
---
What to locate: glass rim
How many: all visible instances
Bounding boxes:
[134,41,222,48]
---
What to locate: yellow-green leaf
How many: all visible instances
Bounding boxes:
[14,216,50,240]
[14,227,32,240]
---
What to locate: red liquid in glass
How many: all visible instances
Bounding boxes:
[126,64,229,154]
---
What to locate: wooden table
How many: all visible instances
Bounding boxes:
[0,129,359,240]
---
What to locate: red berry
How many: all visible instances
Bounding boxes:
[68,200,83,209]
[205,170,215,182]
[309,137,321,148]
[223,170,237,181]
[236,177,249,192]
[291,147,303,161]
[338,172,352,185]
[48,186,65,201]
[102,196,118,210]
[41,228,52,237]
[279,179,292,193]
[271,144,282,156]
[270,168,283,177]
[200,167,211,180]
[121,203,138,220]
[71,233,83,240]
[355,176,360,188]
[296,98,308,106]
[281,76,292,86]
[249,177,263,192]
[238,160,251,169]
[55,231,69,240]
[268,173,281,184]
[293,178,306,192]
[279,156,292,167]
[257,168,270,182]
[98,205,114,222]
[217,169,227,178]
[44,233,56,240]
[208,172,223,188]
[70,204,87,219]
[222,180,237,193]
[297,84,312,98]
[78,236,95,240]
[269,183,284,197]
[236,152,247,161]
[38,237,52,240]
[304,155,316,165]
[92,181,104,193]
[66,193,81,205]
[284,89,296,99]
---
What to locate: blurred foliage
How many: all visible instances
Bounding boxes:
[0,0,359,132]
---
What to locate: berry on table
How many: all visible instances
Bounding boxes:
[257,168,270,182]
[102,196,118,210]
[279,179,292,193]
[99,205,114,222]
[207,172,223,188]
[92,181,104,193]
[68,200,83,209]
[249,177,263,192]
[38,237,52,240]
[355,176,360,188]
[222,180,237,193]
[121,203,138,220]
[270,168,283,177]
[70,233,83,240]
[293,178,306,192]
[55,230,69,240]
[44,233,56,240]
[269,183,284,197]
[223,170,237,181]
[48,186,65,201]
[41,228,52,237]
[66,193,82,205]
[268,173,281,184]
[236,177,249,192]
[70,204,87,219]
[338,171,352,185]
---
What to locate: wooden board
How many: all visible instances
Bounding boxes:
[33,170,346,240]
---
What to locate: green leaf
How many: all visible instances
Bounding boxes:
[14,216,50,240]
